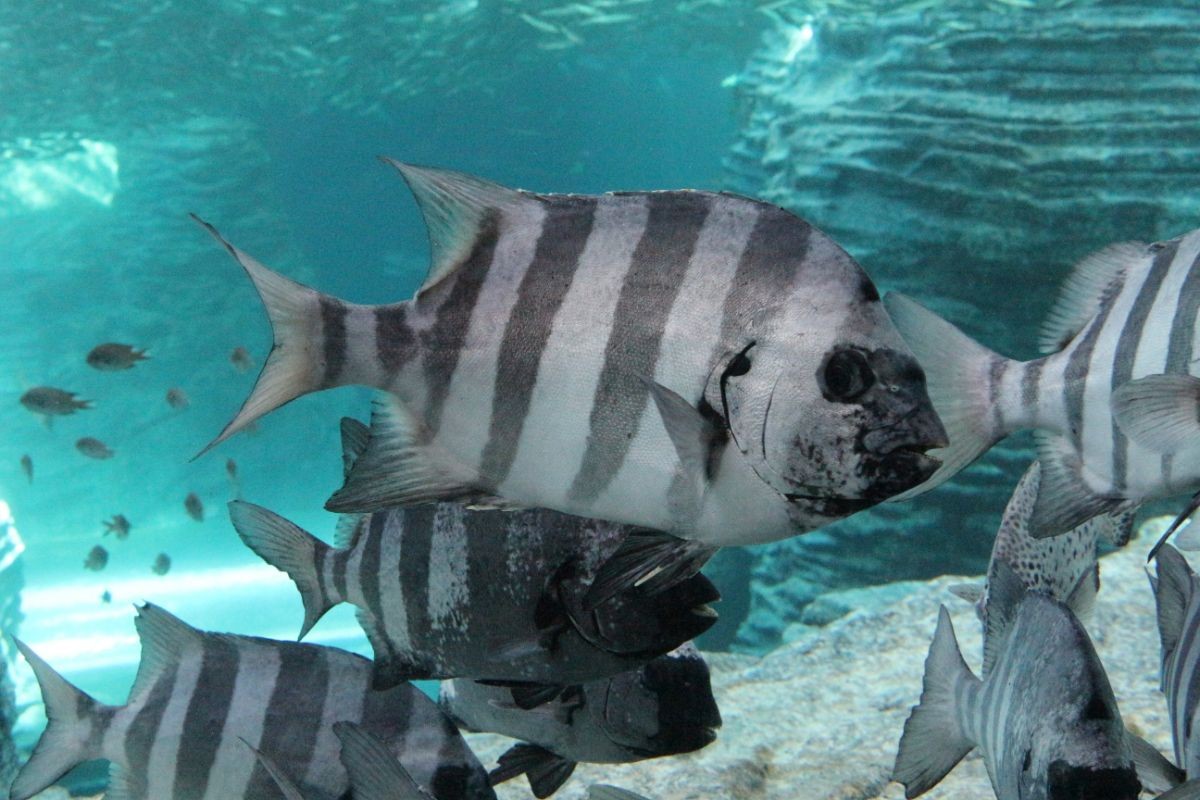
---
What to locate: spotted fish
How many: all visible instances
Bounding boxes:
[230,419,718,691]
[886,230,1200,538]
[442,644,720,798]
[194,162,946,546]
[893,572,1140,799]
[8,603,494,800]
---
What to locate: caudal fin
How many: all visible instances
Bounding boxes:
[229,500,340,639]
[10,639,111,800]
[892,607,977,798]
[883,293,1020,500]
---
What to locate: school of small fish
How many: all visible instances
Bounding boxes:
[13,162,1200,800]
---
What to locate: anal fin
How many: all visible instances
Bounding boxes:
[489,743,576,798]
[1129,733,1184,793]
[1029,431,1125,539]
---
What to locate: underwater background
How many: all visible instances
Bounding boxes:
[2,0,1200,794]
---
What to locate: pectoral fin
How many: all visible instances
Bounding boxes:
[583,528,717,611]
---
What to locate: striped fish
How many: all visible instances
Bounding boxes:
[9,603,494,800]
[193,162,946,546]
[1151,544,1200,780]
[893,573,1140,799]
[885,229,1200,538]
[441,644,720,798]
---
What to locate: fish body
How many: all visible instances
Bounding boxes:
[103,514,131,540]
[441,644,720,797]
[152,552,171,575]
[83,545,107,571]
[76,437,114,459]
[230,345,255,373]
[9,603,496,800]
[887,230,1200,537]
[20,454,32,483]
[893,581,1140,799]
[86,342,148,370]
[20,386,91,416]
[166,387,190,409]
[185,492,204,521]
[1151,545,1200,776]
[196,163,946,546]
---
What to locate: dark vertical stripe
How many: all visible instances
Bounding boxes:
[1174,598,1200,758]
[173,636,240,799]
[1020,357,1043,418]
[419,213,501,438]
[567,192,714,505]
[1062,273,1126,449]
[333,524,353,601]
[248,642,330,795]
[399,505,437,660]
[1160,244,1200,488]
[375,303,415,381]
[360,511,387,642]
[479,196,597,486]
[312,541,328,603]
[319,298,349,389]
[1110,241,1175,490]
[123,662,179,798]
[988,357,1008,432]
[464,509,519,651]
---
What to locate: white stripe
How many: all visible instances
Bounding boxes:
[427,504,470,632]
[344,305,385,388]
[202,642,281,800]
[302,650,369,790]
[145,649,204,798]
[501,195,648,507]
[433,201,547,475]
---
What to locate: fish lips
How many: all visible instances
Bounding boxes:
[859,410,948,498]
[1045,760,1141,800]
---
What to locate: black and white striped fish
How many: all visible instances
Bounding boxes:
[441,644,720,798]
[885,229,1200,538]
[194,162,947,546]
[9,603,495,800]
[1150,545,1200,782]
[893,571,1140,799]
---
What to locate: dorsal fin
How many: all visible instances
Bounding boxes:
[983,559,1027,674]
[381,159,529,297]
[1038,241,1147,354]
[131,603,203,699]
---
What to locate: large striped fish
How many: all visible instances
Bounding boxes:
[194,162,947,546]
[892,574,1140,799]
[885,229,1200,538]
[9,603,494,800]
[441,644,720,798]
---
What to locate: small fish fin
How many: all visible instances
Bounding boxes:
[1176,514,1200,551]
[490,743,577,798]
[334,722,434,800]
[1038,241,1145,354]
[382,159,527,297]
[340,416,371,478]
[131,603,202,699]
[1129,733,1184,793]
[1064,562,1100,625]
[983,559,1027,674]
[326,395,481,513]
[511,683,567,710]
[642,377,718,486]
[242,739,309,800]
[1028,431,1126,538]
[1152,545,1196,680]
[228,500,338,640]
[588,787,653,800]
[1156,778,1200,800]
[892,606,977,798]
[191,215,334,458]
[1112,374,1200,453]
[105,763,136,800]
[882,293,1013,501]
[583,529,717,611]
[947,582,983,604]
[1148,493,1200,562]
[9,639,108,800]
[1097,507,1138,548]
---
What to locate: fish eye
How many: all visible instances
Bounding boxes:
[819,348,875,402]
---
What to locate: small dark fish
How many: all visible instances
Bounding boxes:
[100,590,112,604]
[103,514,131,540]
[151,553,171,575]
[86,342,149,371]
[230,346,254,373]
[84,545,108,571]
[20,454,32,483]
[20,386,91,417]
[76,437,114,460]
[166,387,190,410]
[184,492,204,522]
[225,458,238,480]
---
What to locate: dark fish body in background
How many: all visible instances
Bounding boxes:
[20,386,91,417]
[893,573,1140,800]
[226,458,238,481]
[152,552,171,575]
[230,345,254,373]
[8,603,496,800]
[166,387,190,410]
[196,163,946,547]
[83,545,107,571]
[76,437,114,460]
[20,454,32,483]
[86,342,149,371]
[888,229,1200,538]
[100,590,111,604]
[184,492,204,521]
[442,644,720,798]
[103,514,131,540]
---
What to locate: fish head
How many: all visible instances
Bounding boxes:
[708,318,947,518]
[593,643,720,757]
